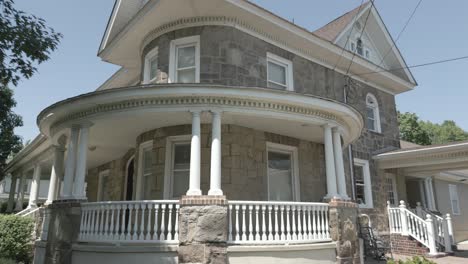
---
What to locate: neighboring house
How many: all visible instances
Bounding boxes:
[7,0,461,263]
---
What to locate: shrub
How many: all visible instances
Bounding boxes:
[0,214,34,264]
[0,257,17,264]
[0,202,7,214]
[388,256,437,264]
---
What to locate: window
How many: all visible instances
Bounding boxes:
[137,140,153,199]
[267,53,294,91]
[356,38,363,56]
[143,47,159,84]
[365,49,370,59]
[266,142,299,201]
[164,135,191,198]
[385,173,398,206]
[169,36,200,83]
[354,158,373,208]
[449,184,461,215]
[366,93,381,133]
[97,170,110,201]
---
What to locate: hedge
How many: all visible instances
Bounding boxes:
[388,256,437,264]
[0,214,34,264]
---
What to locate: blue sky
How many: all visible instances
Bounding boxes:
[12,0,468,142]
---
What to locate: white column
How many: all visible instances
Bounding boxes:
[427,177,437,211]
[28,164,42,208]
[399,200,409,236]
[187,111,202,196]
[426,214,438,255]
[62,125,80,199]
[419,180,427,208]
[424,177,436,211]
[332,128,349,199]
[323,124,338,199]
[72,124,91,199]
[208,110,223,195]
[6,175,17,212]
[15,172,26,211]
[46,145,65,204]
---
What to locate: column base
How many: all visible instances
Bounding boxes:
[208,189,223,196]
[27,204,38,209]
[186,189,202,196]
[323,194,342,201]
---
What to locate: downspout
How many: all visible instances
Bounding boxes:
[344,78,356,200]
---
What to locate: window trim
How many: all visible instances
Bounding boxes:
[163,135,192,199]
[169,36,200,83]
[385,173,399,206]
[97,170,110,201]
[123,155,135,200]
[143,46,159,84]
[266,142,300,202]
[449,184,461,215]
[354,158,373,209]
[366,93,382,133]
[266,52,294,91]
[136,140,153,200]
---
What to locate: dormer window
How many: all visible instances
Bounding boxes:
[143,47,158,84]
[366,93,381,133]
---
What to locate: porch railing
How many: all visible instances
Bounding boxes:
[228,201,330,244]
[78,200,179,243]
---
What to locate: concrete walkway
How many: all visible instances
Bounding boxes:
[366,244,468,263]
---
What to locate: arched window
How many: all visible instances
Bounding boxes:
[356,38,363,56]
[366,93,381,132]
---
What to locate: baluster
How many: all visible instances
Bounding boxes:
[312,205,317,239]
[291,205,297,240]
[174,204,180,241]
[160,204,167,240]
[261,205,267,241]
[126,204,133,240]
[267,205,273,241]
[153,204,159,240]
[280,205,285,241]
[324,206,329,239]
[109,204,115,240]
[241,205,247,241]
[286,205,291,241]
[301,205,306,241]
[167,203,174,241]
[273,205,279,240]
[120,204,127,240]
[139,203,146,240]
[133,203,140,241]
[307,206,312,240]
[99,205,105,240]
[90,206,97,241]
[146,203,152,241]
[235,205,240,241]
[115,204,121,241]
[248,205,254,241]
[105,205,111,240]
[228,205,233,242]
[255,205,260,241]
[79,207,86,240]
[318,205,323,239]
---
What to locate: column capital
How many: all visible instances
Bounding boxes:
[190,110,202,116]
[209,109,223,115]
[322,123,337,129]
[53,144,66,152]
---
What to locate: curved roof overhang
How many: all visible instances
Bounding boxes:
[98,0,416,95]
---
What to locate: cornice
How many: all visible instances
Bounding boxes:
[376,149,468,169]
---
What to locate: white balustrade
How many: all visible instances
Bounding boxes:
[228,201,330,244]
[79,200,179,243]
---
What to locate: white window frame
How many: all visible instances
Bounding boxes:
[266,52,294,91]
[97,170,110,201]
[449,184,461,215]
[169,36,200,83]
[385,173,399,206]
[136,140,153,200]
[354,158,373,209]
[366,93,382,133]
[266,142,300,202]
[163,135,192,199]
[123,155,135,201]
[143,46,159,84]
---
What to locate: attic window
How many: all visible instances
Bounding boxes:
[356,38,363,56]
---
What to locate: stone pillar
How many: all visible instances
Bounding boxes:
[72,124,91,199]
[15,172,26,211]
[329,199,360,264]
[28,163,42,208]
[208,111,223,195]
[46,145,66,204]
[323,124,338,199]
[179,195,227,264]
[333,128,349,199]
[6,175,17,213]
[42,201,82,264]
[63,125,80,199]
[187,111,202,196]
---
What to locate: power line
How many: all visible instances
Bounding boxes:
[345,0,375,76]
[351,55,468,77]
[375,0,423,69]
[332,0,365,71]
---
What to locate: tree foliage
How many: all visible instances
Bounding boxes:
[0,87,23,174]
[0,214,34,263]
[398,112,468,145]
[0,0,62,86]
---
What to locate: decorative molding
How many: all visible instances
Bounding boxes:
[49,95,349,137]
[376,150,468,170]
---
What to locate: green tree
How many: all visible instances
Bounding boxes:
[0,0,62,178]
[420,120,468,144]
[398,112,431,145]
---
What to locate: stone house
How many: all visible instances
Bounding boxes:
[4,0,464,263]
